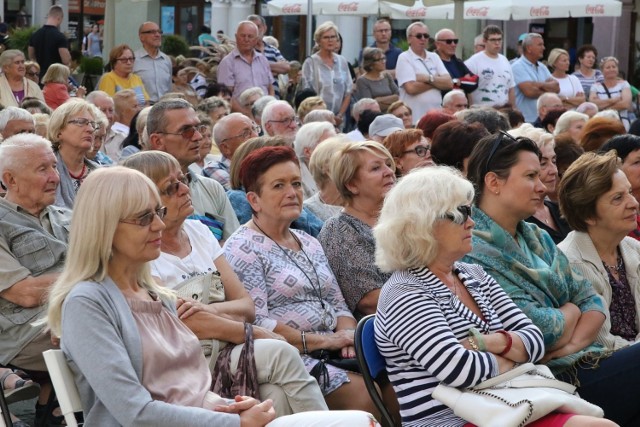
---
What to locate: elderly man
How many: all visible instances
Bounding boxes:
[147,98,239,241]
[473,34,485,53]
[465,25,516,108]
[359,19,402,78]
[294,122,337,199]
[396,22,452,125]
[346,98,380,141]
[262,100,299,143]
[100,89,139,162]
[0,134,71,415]
[434,28,476,95]
[0,106,35,139]
[247,15,290,99]
[203,112,260,190]
[512,33,560,123]
[132,21,172,103]
[218,21,274,115]
[533,92,564,128]
[442,89,468,114]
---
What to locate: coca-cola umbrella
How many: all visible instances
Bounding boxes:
[379,0,452,20]
[267,0,381,15]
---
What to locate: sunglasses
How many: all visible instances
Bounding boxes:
[120,206,167,227]
[413,33,430,40]
[483,131,518,179]
[402,144,431,158]
[445,205,472,225]
[437,38,459,45]
[157,124,209,140]
[160,173,191,197]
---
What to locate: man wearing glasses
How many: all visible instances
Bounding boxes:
[465,25,516,108]
[262,100,300,143]
[133,21,172,103]
[359,19,402,79]
[396,22,452,125]
[434,28,477,96]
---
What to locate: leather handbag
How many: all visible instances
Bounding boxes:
[432,363,604,427]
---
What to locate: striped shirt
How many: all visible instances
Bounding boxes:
[375,262,544,427]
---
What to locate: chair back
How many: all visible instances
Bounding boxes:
[42,350,83,427]
[354,314,399,427]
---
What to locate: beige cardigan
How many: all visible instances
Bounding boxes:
[0,74,44,107]
[558,231,640,350]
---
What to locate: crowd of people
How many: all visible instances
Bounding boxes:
[2,4,640,427]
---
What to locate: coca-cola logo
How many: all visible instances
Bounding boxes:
[338,2,358,11]
[585,4,605,15]
[282,3,302,13]
[405,7,426,18]
[466,6,488,17]
[530,6,550,17]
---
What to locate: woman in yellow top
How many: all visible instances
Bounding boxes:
[98,44,149,106]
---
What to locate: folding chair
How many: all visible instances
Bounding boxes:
[354,314,399,427]
[42,350,83,427]
[0,387,10,427]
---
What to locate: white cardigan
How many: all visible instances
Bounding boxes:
[558,231,640,350]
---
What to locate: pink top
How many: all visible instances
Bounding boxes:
[127,296,211,408]
[43,82,70,110]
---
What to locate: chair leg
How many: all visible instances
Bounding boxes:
[0,388,12,427]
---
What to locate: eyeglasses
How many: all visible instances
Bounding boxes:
[160,173,191,197]
[267,116,300,127]
[394,111,412,118]
[412,33,430,40]
[487,37,502,43]
[483,130,518,178]
[322,35,338,40]
[445,205,472,225]
[26,71,39,77]
[437,38,459,44]
[120,206,167,227]
[157,124,208,140]
[402,144,431,157]
[116,57,135,63]
[140,29,163,35]
[374,57,386,62]
[68,118,100,131]
[221,124,261,142]
[375,29,391,33]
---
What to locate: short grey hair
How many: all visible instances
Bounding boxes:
[442,89,466,108]
[262,100,295,134]
[252,96,276,120]
[236,20,259,35]
[303,109,335,124]
[374,166,474,271]
[0,107,35,132]
[554,111,589,136]
[0,133,52,176]
[238,87,265,108]
[434,28,454,41]
[294,122,336,160]
[522,33,543,51]
[536,92,562,113]
[147,98,192,134]
[406,22,427,39]
[0,49,24,70]
[352,98,379,122]
[86,90,112,105]
[197,96,230,115]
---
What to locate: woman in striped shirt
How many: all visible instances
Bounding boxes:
[373,166,612,427]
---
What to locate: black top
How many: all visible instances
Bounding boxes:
[29,25,68,79]
[525,200,572,245]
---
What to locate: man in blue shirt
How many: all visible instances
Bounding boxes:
[359,19,402,79]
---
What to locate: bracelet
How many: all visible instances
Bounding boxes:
[496,330,512,356]
[468,327,487,351]
[467,336,479,351]
[301,331,308,354]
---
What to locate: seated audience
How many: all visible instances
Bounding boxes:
[0,106,36,139]
[297,96,327,123]
[555,136,585,180]
[382,128,434,177]
[294,122,337,198]
[304,137,346,221]
[262,100,300,144]
[98,44,149,106]
[20,97,51,115]
[540,108,567,134]
[416,110,454,140]
[120,106,152,160]
[42,64,86,110]
[459,107,510,133]
[576,102,599,118]
[387,100,413,129]
[346,98,380,141]
[430,121,488,175]
[252,95,276,127]
[579,117,626,152]
[441,89,468,114]
[368,114,403,143]
[0,50,44,108]
[86,109,113,166]
[188,114,217,176]
[554,111,589,144]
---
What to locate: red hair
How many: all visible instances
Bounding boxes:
[416,110,455,139]
[239,146,299,194]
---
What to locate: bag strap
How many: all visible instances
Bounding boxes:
[472,363,536,389]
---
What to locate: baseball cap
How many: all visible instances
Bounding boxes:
[369,114,404,137]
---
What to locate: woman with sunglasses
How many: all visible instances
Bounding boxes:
[355,47,399,112]
[98,44,149,106]
[381,128,433,177]
[463,132,640,426]
[49,99,101,209]
[374,166,613,427]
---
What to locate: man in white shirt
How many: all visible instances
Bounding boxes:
[396,22,452,125]
[465,25,516,108]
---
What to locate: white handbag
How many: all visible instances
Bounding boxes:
[432,363,604,427]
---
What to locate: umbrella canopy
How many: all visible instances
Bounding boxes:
[426,0,622,20]
[267,0,380,15]
[379,0,451,19]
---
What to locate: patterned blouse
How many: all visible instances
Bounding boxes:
[604,257,638,341]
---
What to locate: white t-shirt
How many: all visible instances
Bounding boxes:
[396,49,449,124]
[464,51,515,107]
[151,219,224,289]
[552,74,584,99]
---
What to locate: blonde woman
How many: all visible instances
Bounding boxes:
[589,56,633,131]
[42,63,86,110]
[297,96,327,123]
[548,48,585,109]
[304,136,345,221]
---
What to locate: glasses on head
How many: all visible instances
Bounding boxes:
[160,173,191,197]
[437,38,459,45]
[483,130,519,178]
[445,205,472,225]
[116,57,135,63]
[120,206,167,227]
[487,37,502,43]
[221,124,261,142]
[157,124,208,140]
[402,144,431,157]
[68,118,100,131]
[140,29,163,35]
[267,116,300,127]
[412,33,430,40]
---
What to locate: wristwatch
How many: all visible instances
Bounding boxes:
[429,74,434,83]
[452,78,460,85]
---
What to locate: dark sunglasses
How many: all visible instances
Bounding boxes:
[157,124,208,140]
[438,38,459,45]
[413,33,430,40]
[160,173,191,197]
[402,144,431,158]
[120,206,167,227]
[445,205,472,225]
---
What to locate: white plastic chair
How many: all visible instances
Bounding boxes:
[42,350,82,427]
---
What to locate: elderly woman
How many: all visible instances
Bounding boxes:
[297,96,327,123]
[304,137,345,221]
[98,44,149,106]
[318,141,395,318]
[381,128,433,177]
[589,57,633,131]
[24,60,40,85]
[294,122,337,199]
[355,48,399,112]
[573,45,604,98]
[86,108,112,166]
[47,166,375,427]
[554,111,589,144]
[558,150,640,353]
[301,22,352,127]
[387,100,413,129]
[49,99,100,209]
[0,50,44,107]
[463,131,640,426]
[188,114,217,176]
[548,48,585,109]
[430,121,489,175]
[42,63,86,110]
[122,151,329,416]
[197,96,230,128]
[416,110,455,140]
[223,146,378,416]
[373,166,608,427]
[580,117,626,152]
[171,66,199,106]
